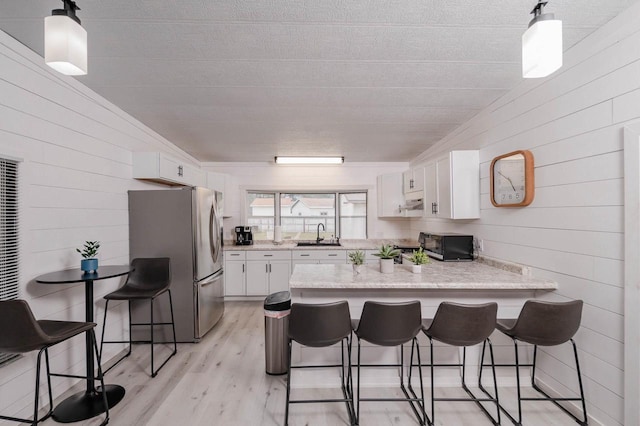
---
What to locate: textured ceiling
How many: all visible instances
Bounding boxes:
[0,1,635,162]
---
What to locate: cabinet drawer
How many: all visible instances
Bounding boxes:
[224,250,246,260]
[246,250,291,261]
[292,250,346,261]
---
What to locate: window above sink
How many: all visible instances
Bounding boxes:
[245,190,367,241]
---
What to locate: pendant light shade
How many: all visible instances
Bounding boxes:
[45,1,87,76]
[522,1,562,79]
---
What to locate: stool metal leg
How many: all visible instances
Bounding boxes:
[99,300,133,375]
[528,341,588,425]
[90,328,110,426]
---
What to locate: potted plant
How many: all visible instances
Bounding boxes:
[408,247,430,273]
[77,241,100,273]
[348,250,365,274]
[373,244,400,274]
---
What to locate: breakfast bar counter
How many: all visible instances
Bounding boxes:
[289,262,557,290]
[288,262,557,388]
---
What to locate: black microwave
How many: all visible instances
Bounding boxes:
[418,232,474,261]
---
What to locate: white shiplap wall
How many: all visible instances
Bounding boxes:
[0,30,199,420]
[408,4,640,425]
[201,162,412,240]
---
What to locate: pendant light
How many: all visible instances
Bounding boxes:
[522,1,562,79]
[45,0,87,76]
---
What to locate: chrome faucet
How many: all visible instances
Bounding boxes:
[316,223,325,244]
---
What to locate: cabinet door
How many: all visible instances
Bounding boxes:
[436,156,452,219]
[246,261,270,295]
[224,260,245,296]
[268,260,291,293]
[412,166,425,192]
[403,170,413,193]
[424,162,438,216]
[158,154,186,185]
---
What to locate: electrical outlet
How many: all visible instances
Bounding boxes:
[478,239,484,252]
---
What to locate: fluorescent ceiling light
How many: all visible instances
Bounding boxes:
[274,156,344,165]
[522,1,562,79]
[45,0,87,76]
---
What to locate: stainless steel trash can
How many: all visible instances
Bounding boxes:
[264,291,291,375]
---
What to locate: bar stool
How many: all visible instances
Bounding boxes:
[100,257,177,377]
[414,301,500,426]
[0,300,109,425]
[285,301,355,426]
[354,300,425,425]
[481,299,587,425]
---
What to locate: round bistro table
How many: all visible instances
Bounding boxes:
[35,265,131,423]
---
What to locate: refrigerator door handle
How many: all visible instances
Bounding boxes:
[210,205,221,265]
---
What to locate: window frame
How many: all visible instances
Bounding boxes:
[244,189,368,240]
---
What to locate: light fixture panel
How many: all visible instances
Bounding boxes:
[274,156,344,165]
[522,18,562,78]
[45,15,87,76]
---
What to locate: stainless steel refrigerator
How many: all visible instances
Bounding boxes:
[128,187,224,342]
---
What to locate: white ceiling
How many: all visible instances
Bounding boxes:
[0,1,635,162]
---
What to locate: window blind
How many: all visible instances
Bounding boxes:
[0,158,19,366]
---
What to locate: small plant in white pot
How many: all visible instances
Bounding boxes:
[77,241,100,273]
[408,247,430,273]
[373,244,400,274]
[348,250,365,274]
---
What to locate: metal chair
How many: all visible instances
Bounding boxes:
[480,299,587,425]
[285,301,355,426]
[414,301,500,426]
[354,300,425,425]
[0,300,108,426]
[100,257,177,377]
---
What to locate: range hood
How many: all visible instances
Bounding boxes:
[400,198,423,211]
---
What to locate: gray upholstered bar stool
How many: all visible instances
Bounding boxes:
[354,300,425,425]
[285,301,355,426]
[481,299,587,425]
[413,301,500,426]
[0,300,109,425]
[100,257,177,377]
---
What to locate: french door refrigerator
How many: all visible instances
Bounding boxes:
[128,187,224,342]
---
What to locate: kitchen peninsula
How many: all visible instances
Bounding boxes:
[288,261,557,388]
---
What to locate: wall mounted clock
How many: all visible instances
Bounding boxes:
[490,150,534,207]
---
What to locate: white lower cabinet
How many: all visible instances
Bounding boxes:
[224,251,246,296]
[246,251,291,296]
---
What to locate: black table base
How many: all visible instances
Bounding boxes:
[52,385,125,423]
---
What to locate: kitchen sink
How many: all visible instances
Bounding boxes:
[296,241,342,247]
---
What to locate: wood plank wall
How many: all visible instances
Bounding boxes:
[409,4,640,425]
[0,31,199,419]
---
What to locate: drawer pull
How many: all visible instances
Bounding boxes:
[264,254,273,257]
[328,254,337,257]
[301,254,310,257]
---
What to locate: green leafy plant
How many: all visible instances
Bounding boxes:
[408,247,430,265]
[373,244,400,260]
[348,250,365,265]
[76,241,100,259]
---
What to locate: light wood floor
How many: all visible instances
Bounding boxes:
[34,301,580,426]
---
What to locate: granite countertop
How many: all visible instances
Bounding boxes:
[289,263,557,290]
[223,239,418,251]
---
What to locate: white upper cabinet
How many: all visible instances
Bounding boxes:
[377,173,404,217]
[425,151,479,220]
[133,152,205,187]
[403,166,425,195]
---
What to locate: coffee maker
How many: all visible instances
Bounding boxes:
[234,226,253,245]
